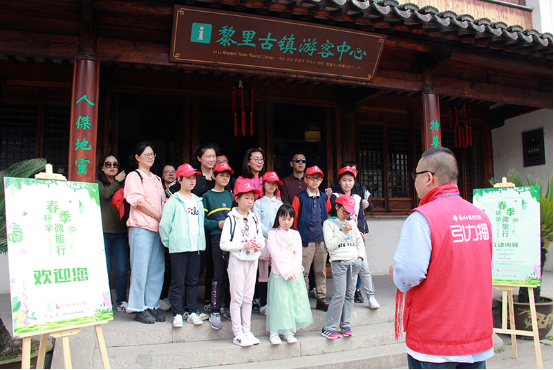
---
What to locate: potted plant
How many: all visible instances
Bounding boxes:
[0,159,47,361]
[490,169,553,339]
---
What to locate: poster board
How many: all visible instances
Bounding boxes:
[473,186,541,286]
[4,178,113,337]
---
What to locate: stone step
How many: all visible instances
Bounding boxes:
[100,298,393,348]
[91,322,402,369]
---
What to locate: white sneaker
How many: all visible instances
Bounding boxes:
[173,314,183,328]
[283,332,297,344]
[368,296,381,310]
[260,305,268,316]
[116,301,128,312]
[187,312,203,325]
[233,332,253,347]
[199,312,209,321]
[269,334,282,345]
[159,298,171,311]
[245,331,260,345]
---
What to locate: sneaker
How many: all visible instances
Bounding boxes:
[309,287,317,298]
[199,312,210,321]
[260,305,268,316]
[283,332,297,344]
[354,289,364,303]
[203,304,212,312]
[321,329,340,339]
[116,301,128,312]
[134,310,156,324]
[187,312,203,325]
[209,312,223,330]
[223,308,231,320]
[269,334,282,345]
[233,332,252,347]
[173,314,183,328]
[368,296,381,310]
[316,299,329,311]
[245,331,260,345]
[340,327,353,337]
[252,298,261,310]
[159,298,171,311]
[147,308,166,322]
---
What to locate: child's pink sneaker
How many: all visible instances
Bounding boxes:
[340,327,353,337]
[321,329,340,339]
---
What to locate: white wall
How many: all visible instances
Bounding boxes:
[492,108,554,271]
[366,216,407,275]
[528,0,553,33]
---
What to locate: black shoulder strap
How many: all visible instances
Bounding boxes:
[228,215,236,241]
[134,170,143,184]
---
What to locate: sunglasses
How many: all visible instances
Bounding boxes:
[104,161,119,168]
[293,158,307,163]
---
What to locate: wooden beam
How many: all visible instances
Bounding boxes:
[0,30,78,59]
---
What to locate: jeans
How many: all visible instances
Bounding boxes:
[407,355,486,369]
[127,227,165,312]
[170,251,200,316]
[104,233,129,305]
[323,259,362,331]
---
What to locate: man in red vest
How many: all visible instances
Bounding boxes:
[390,146,493,369]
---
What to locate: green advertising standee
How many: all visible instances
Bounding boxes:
[473,186,541,286]
[4,178,113,337]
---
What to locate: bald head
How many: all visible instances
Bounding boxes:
[420,147,458,185]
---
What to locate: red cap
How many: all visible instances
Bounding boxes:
[261,171,282,185]
[175,164,201,178]
[305,165,324,177]
[234,182,263,196]
[214,162,234,174]
[335,194,356,216]
[339,165,357,177]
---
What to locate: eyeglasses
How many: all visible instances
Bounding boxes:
[251,157,264,163]
[293,158,307,163]
[306,176,322,182]
[411,171,435,180]
[340,207,351,216]
[143,153,156,159]
[163,170,175,175]
[104,161,118,168]
[216,159,228,164]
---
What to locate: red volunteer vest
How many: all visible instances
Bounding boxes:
[403,184,493,356]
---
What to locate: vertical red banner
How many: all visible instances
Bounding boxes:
[68,56,100,182]
[422,92,442,151]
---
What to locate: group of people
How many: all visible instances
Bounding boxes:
[97,142,380,347]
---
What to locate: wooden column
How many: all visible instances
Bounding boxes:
[68,56,100,182]
[421,69,442,151]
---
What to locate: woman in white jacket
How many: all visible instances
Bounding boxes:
[321,194,364,339]
[220,182,265,347]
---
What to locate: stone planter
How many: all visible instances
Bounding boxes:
[493,295,553,340]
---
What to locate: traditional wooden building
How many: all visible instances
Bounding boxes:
[0,0,552,277]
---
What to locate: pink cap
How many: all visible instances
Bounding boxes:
[305,165,324,177]
[234,182,263,196]
[261,171,283,185]
[335,194,356,215]
[339,165,357,177]
[214,162,234,174]
[175,164,201,178]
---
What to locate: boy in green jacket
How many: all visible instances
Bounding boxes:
[203,161,234,329]
[159,163,206,328]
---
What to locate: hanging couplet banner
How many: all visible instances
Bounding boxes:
[4,178,113,336]
[68,56,100,183]
[170,6,386,81]
[422,92,442,150]
[473,186,541,286]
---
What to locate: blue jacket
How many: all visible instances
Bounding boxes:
[292,189,328,247]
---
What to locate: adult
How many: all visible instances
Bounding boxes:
[279,153,308,205]
[216,153,236,191]
[161,164,177,199]
[159,164,177,311]
[234,148,265,200]
[390,146,493,369]
[124,141,166,324]
[96,153,128,312]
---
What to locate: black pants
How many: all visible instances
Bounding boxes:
[170,251,200,316]
[210,234,230,311]
[259,266,270,307]
[160,247,171,300]
[199,230,213,304]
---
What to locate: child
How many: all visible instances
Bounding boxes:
[266,204,312,345]
[327,165,380,310]
[203,161,235,330]
[291,165,329,311]
[321,195,364,339]
[220,182,265,347]
[252,171,283,315]
[159,164,206,328]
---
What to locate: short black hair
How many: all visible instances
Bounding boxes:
[340,160,357,168]
[241,148,264,178]
[291,152,306,161]
[420,146,458,184]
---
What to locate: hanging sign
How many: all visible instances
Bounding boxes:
[473,186,541,286]
[4,178,113,336]
[170,6,386,81]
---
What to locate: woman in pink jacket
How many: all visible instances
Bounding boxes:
[123,141,166,324]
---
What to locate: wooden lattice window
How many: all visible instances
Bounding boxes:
[358,124,383,198]
[0,103,38,170]
[387,126,410,198]
[43,105,70,175]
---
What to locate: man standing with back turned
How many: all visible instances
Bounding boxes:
[390,147,494,369]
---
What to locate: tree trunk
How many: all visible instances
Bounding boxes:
[0,314,17,357]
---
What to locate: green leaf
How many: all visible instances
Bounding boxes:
[507,169,524,187]
[7,222,23,243]
[13,301,21,312]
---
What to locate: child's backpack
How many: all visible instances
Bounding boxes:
[112,170,143,223]
[223,213,260,262]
